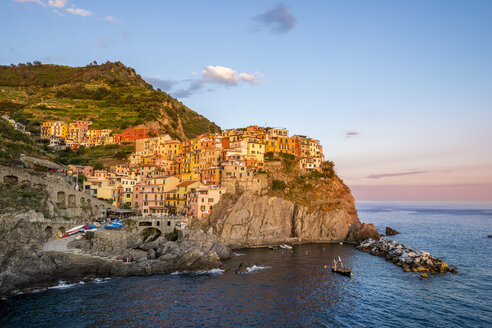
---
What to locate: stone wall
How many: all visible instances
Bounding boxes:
[0,165,116,220]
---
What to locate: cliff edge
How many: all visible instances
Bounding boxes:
[194,154,379,248]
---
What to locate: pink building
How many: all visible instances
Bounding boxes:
[188,185,225,218]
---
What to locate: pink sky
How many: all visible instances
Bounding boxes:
[350,184,492,202]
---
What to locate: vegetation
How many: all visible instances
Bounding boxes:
[0,119,53,163]
[0,61,221,140]
[272,179,287,190]
[165,229,179,242]
[55,143,135,167]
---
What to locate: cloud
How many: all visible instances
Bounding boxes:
[173,80,205,98]
[14,0,46,6]
[104,15,119,22]
[66,6,92,17]
[144,78,178,92]
[253,3,297,34]
[366,171,430,179]
[47,0,66,8]
[146,65,261,98]
[346,131,359,138]
[202,66,260,86]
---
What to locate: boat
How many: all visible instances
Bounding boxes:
[331,265,352,277]
[488,234,492,238]
[66,225,85,235]
[268,246,278,250]
[104,220,125,230]
[279,244,292,250]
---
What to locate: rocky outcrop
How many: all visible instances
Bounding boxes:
[385,227,399,235]
[351,223,381,242]
[357,238,457,277]
[0,214,232,297]
[196,191,364,248]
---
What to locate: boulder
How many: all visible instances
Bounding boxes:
[353,224,380,243]
[385,227,399,235]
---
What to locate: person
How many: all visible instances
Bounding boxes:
[333,258,337,269]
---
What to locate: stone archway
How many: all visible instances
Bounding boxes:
[3,175,18,185]
[80,197,85,206]
[44,226,53,240]
[57,191,66,208]
[68,194,76,207]
[58,226,66,236]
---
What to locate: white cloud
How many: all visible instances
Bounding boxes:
[239,72,260,85]
[104,15,118,22]
[159,65,261,98]
[14,0,46,6]
[66,6,92,17]
[47,0,66,8]
[202,66,260,86]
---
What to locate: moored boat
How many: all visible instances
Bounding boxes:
[280,244,292,250]
[331,265,352,277]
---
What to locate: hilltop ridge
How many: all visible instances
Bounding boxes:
[0,61,220,140]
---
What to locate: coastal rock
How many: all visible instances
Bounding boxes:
[385,227,399,235]
[356,238,456,276]
[235,262,254,274]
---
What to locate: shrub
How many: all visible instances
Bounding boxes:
[272,180,286,191]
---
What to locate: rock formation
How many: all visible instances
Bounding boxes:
[0,214,232,297]
[357,238,457,278]
[385,226,399,235]
[194,158,377,248]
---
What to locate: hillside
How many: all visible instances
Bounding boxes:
[0,61,220,140]
[0,119,53,163]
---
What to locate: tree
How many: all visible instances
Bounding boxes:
[94,162,103,170]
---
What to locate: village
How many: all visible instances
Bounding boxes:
[9,117,326,220]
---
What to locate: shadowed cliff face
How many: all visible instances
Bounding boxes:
[196,158,379,248]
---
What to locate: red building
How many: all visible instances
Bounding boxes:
[112,124,159,143]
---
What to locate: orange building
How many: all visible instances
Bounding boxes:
[112,124,159,143]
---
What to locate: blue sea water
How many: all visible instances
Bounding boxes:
[0,202,491,327]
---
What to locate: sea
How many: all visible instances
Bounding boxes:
[0,202,491,327]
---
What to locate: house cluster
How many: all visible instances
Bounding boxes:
[40,120,159,149]
[80,125,325,218]
[1,114,31,135]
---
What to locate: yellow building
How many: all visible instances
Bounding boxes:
[247,140,265,164]
[265,138,277,153]
[41,121,68,139]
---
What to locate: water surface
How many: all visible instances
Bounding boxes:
[1,202,491,327]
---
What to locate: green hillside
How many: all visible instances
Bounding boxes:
[0,61,220,140]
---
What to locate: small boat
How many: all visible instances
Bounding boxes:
[331,265,352,277]
[279,244,292,250]
[268,246,278,250]
[488,234,492,238]
[66,225,85,235]
[104,220,125,230]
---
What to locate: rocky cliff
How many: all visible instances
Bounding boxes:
[195,156,379,248]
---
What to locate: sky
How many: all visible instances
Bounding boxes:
[1,0,491,201]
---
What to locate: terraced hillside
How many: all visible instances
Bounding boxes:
[0,61,220,140]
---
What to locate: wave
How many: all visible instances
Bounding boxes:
[170,269,225,276]
[246,265,270,273]
[48,281,85,290]
[194,269,225,275]
[94,278,111,283]
[234,253,245,256]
